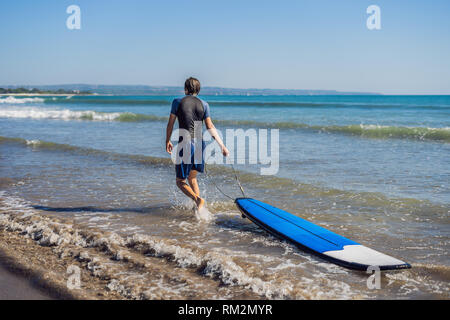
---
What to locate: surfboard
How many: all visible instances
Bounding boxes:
[235,198,411,271]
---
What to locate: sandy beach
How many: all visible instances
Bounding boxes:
[0,211,107,300]
[0,260,52,300]
[0,190,267,300]
[0,206,141,300]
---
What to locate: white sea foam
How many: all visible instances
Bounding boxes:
[195,206,213,222]
[26,139,41,146]
[0,192,294,299]
[0,106,121,121]
[0,96,44,104]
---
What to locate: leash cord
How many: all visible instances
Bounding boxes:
[231,165,246,198]
[204,156,246,200]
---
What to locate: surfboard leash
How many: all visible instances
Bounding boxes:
[204,164,235,200]
[231,164,246,198]
[204,156,246,200]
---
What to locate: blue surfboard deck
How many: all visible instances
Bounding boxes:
[235,198,411,271]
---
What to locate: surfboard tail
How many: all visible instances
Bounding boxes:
[322,245,411,271]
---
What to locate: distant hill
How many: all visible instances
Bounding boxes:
[0,87,90,94]
[0,84,381,96]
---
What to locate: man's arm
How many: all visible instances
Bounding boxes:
[205,117,229,156]
[166,114,177,154]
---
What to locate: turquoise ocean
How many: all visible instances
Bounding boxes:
[0,94,448,299]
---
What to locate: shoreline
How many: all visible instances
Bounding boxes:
[0,209,126,300]
[0,201,245,300]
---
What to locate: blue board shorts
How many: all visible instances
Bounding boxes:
[175,140,206,179]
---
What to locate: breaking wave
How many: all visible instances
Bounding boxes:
[0,107,165,122]
[44,96,450,110]
[317,124,450,142]
[0,96,44,104]
[0,106,448,142]
[0,135,172,166]
[3,95,450,111]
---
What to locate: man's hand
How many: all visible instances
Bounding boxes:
[221,145,229,157]
[166,141,173,154]
[166,114,176,154]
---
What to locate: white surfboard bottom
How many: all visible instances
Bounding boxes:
[323,245,406,267]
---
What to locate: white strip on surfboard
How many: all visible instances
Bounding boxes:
[323,245,407,267]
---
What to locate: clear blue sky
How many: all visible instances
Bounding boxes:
[1,0,449,94]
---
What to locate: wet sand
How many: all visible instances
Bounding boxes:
[0,262,52,300]
[0,205,254,300]
[0,211,125,300]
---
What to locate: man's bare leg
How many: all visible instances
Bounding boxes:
[187,170,200,196]
[188,170,205,209]
[176,177,204,209]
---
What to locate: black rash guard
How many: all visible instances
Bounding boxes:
[170,95,211,139]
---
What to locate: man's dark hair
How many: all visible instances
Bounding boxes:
[184,77,201,95]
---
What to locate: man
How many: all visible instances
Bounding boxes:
[166,77,229,210]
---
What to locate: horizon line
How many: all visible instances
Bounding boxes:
[2,83,450,95]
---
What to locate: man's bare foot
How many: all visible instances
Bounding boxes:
[196,197,205,210]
